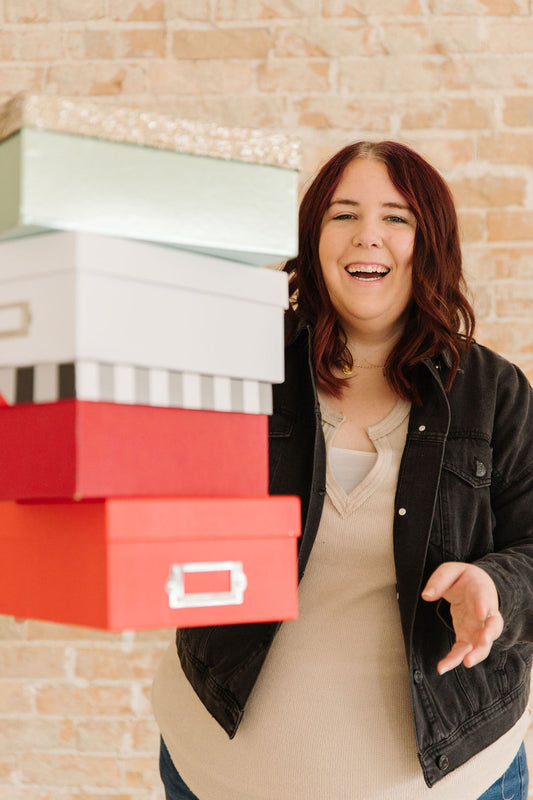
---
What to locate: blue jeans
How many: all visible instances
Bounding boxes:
[159,736,528,800]
[477,743,529,800]
[159,737,200,800]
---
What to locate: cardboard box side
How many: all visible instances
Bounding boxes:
[0,129,298,265]
[0,134,22,233]
[0,401,269,500]
[0,500,110,626]
[0,402,78,498]
[104,495,301,542]
[106,537,299,630]
[0,231,290,307]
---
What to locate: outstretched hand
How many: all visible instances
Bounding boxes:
[421,562,503,676]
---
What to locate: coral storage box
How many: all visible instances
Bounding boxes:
[0,93,299,265]
[0,231,288,384]
[0,496,301,630]
[0,400,268,501]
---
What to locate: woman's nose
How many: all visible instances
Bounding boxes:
[352,223,383,248]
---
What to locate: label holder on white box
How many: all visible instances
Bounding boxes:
[0,301,31,338]
[166,560,248,609]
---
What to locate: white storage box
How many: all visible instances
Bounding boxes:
[0,232,289,384]
[0,94,300,266]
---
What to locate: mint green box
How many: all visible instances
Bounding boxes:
[0,127,298,266]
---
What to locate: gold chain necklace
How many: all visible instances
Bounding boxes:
[342,358,386,376]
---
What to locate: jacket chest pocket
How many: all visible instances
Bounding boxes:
[437,438,494,561]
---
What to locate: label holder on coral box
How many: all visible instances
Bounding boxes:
[166,561,248,609]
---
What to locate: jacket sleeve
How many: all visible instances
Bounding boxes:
[475,360,533,649]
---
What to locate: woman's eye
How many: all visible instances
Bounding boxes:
[333,213,356,220]
[386,215,407,224]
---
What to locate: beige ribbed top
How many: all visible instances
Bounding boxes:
[152,399,528,800]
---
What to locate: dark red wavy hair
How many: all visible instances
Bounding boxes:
[284,141,475,401]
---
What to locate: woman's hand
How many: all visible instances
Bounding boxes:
[421,562,504,675]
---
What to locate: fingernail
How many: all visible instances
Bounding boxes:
[422,587,436,599]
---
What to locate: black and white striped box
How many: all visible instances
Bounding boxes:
[0,362,272,415]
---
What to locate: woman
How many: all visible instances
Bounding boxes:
[153,141,533,799]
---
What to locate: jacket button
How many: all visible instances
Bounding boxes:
[413,669,423,684]
[418,424,426,432]
[398,507,407,516]
[437,755,449,771]
[475,460,487,478]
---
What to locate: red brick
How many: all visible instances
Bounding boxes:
[323,0,421,15]
[21,753,120,788]
[110,0,165,19]
[468,282,493,319]
[74,719,134,753]
[294,96,392,131]
[4,0,48,22]
[0,681,34,712]
[487,20,533,53]
[458,210,487,243]
[273,21,375,57]
[26,619,121,641]
[0,615,27,640]
[0,32,16,60]
[466,247,533,280]
[75,30,117,60]
[487,210,533,242]
[401,98,491,130]
[502,96,533,126]
[0,644,65,678]
[0,66,43,93]
[165,0,211,19]
[215,0,320,19]
[494,284,533,318]
[338,57,467,94]
[476,320,533,353]
[0,718,74,752]
[448,176,526,208]
[35,684,133,716]
[429,0,529,13]
[47,62,147,95]
[258,59,329,92]
[118,29,166,58]
[75,646,166,680]
[150,59,252,94]
[478,133,533,165]
[406,136,473,171]
[380,20,483,55]
[50,0,106,20]
[171,27,271,59]
[123,755,160,788]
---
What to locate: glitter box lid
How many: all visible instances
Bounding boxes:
[0,92,301,171]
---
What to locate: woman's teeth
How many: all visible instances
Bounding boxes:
[345,265,390,280]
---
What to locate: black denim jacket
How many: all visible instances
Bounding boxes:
[176,323,533,787]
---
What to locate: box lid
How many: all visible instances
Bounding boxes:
[0,231,289,309]
[0,496,301,543]
[0,93,300,171]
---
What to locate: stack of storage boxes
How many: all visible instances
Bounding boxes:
[0,93,301,630]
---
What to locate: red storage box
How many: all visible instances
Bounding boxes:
[0,400,268,500]
[0,496,301,630]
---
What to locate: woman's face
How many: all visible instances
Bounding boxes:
[318,157,416,341]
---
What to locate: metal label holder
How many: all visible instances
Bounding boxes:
[166,560,248,609]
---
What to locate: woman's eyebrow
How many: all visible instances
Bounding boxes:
[328,199,413,212]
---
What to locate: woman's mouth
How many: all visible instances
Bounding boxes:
[345,264,391,281]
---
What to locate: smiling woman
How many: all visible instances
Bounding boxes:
[318,158,416,360]
[288,140,475,402]
[153,142,533,800]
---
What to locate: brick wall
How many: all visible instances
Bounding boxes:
[1,1,533,798]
